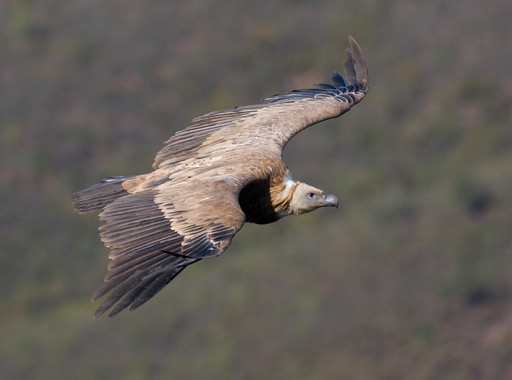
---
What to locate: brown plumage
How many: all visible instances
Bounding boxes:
[72,36,369,318]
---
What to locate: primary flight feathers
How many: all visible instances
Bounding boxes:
[72,36,369,318]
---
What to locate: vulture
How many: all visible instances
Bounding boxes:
[73,36,369,318]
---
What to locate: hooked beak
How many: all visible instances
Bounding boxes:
[322,193,339,208]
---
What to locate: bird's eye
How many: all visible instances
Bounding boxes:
[307,192,315,199]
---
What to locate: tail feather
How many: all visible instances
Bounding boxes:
[72,176,133,214]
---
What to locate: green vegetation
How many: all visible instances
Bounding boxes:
[1,0,511,378]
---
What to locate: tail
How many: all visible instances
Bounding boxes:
[72,176,134,214]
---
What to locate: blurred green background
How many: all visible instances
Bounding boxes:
[1,0,511,379]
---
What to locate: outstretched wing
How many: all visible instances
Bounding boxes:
[154,36,369,169]
[92,177,246,318]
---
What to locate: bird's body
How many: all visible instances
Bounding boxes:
[73,36,369,318]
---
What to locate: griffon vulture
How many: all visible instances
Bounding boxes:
[73,36,369,318]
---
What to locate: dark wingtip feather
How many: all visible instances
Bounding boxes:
[92,275,142,319]
[91,264,194,318]
[331,71,348,87]
[345,36,369,85]
[344,48,357,85]
[316,82,337,89]
[128,268,186,311]
[106,272,164,317]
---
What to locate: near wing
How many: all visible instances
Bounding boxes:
[154,36,369,169]
[93,179,246,318]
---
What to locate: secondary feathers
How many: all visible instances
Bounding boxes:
[72,36,369,318]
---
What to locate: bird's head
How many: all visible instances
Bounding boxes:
[288,182,338,215]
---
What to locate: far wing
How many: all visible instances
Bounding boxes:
[154,36,369,169]
[93,179,246,318]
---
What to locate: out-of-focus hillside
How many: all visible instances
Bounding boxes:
[1,0,511,379]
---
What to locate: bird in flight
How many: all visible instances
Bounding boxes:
[73,36,369,318]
